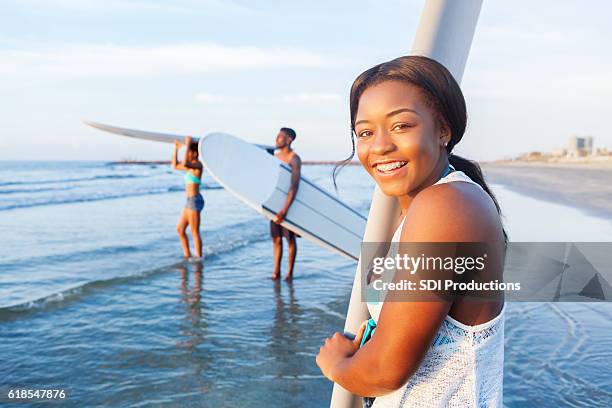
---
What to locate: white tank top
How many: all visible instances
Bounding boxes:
[367,170,505,408]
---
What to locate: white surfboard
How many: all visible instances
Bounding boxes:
[83,121,275,153]
[199,133,366,260]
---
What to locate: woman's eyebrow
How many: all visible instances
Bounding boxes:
[386,107,418,117]
[355,107,419,127]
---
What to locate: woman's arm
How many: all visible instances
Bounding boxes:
[317,182,500,396]
[318,273,454,395]
[173,138,201,171]
[182,136,192,165]
[172,140,185,170]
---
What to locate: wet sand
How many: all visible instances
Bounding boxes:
[480,162,612,219]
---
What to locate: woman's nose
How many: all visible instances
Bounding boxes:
[369,129,395,156]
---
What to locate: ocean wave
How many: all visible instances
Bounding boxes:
[0,219,269,320]
[0,243,151,271]
[0,174,144,187]
[1,182,224,210]
[0,266,180,321]
[0,187,180,211]
[2,218,266,269]
[0,185,79,195]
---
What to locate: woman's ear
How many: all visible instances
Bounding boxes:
[438,121,452,148]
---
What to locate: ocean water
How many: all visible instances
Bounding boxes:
[0,162,610,407]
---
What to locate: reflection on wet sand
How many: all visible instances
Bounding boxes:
[270,280,306,395]
[177,260,205,349]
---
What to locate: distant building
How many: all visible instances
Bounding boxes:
[567,135,593,157]
[511,135,611,163]
[585,136,594,153]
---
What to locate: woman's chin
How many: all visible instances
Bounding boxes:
[378,181,411,197]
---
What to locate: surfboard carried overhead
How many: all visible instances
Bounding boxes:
[83,121,275,153]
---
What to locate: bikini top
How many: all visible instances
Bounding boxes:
[184,172,201,185]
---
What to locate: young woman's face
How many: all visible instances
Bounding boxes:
[354,80,448,197]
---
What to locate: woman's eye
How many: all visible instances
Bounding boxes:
[358,130,373,138]
[392,123,412,131]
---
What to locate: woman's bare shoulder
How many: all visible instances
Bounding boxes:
[403,181,502,242]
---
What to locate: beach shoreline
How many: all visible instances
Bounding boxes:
[481,162,612,220]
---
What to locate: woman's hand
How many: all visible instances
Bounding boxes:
[174,140,181,149]
[185,136,193,145]
[316,321,367,381]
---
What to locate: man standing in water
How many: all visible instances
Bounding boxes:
[271,127,301,281]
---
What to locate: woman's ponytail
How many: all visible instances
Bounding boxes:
[449,153,507,243]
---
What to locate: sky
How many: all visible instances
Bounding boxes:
[1,0,611,161]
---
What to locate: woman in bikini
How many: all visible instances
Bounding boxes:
[316,56,507,407]
[173,136,204,259]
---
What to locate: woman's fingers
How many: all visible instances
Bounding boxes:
[353,320,368,346]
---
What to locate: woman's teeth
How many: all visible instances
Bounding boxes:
[375,161,407,173]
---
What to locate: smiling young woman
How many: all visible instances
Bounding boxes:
[317,56,507,407]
